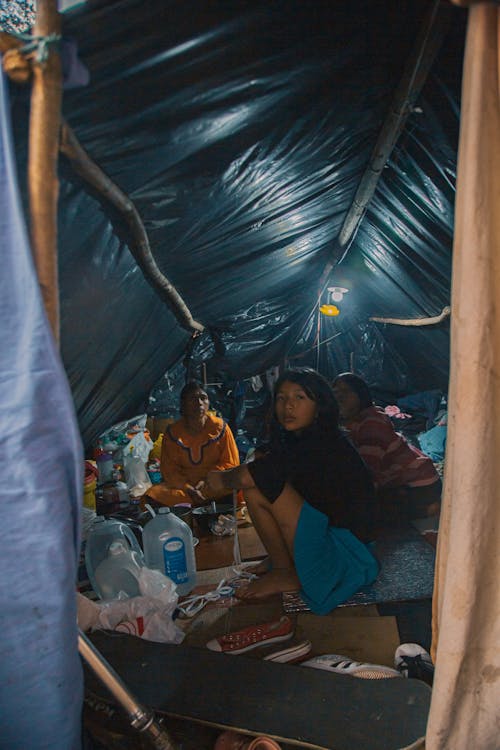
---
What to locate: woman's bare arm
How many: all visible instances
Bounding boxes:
[204,464,256,494]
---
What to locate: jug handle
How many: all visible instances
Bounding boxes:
[106,515,144,550]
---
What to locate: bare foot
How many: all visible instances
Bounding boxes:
[235,568,300,601]
[244,557,271,576]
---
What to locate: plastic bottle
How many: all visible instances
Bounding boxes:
[142,508,197,596]
[95,449,114,484]
[93,541,144,600]
[85,517,144,596]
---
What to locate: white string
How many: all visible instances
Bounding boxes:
[232,490,242,565]
[176,578,235,618]
[176,494,258,618]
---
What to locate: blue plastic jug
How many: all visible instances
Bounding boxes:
[142,508,197,596]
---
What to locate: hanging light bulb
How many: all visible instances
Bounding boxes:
[328,286,349,303]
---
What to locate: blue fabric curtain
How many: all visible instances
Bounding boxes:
[0,69,83,749]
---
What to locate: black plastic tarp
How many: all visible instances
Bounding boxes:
[9,0,465,445]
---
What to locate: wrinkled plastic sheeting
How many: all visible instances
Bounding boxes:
[9,1,463,445]
[288,38,462,395]
[0,70,83,750]
[49,0,430,444]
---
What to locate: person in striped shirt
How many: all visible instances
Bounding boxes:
[332,373,441,524]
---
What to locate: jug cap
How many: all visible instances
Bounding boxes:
[158,507,171,514]
[108,541,128,556]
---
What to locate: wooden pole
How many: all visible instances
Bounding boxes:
[28,0,62,342]
[59,121,205,333]
[334,0,450,260]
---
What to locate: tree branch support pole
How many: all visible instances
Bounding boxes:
[59,122,204,334]
[318,0,451,295]
[28,0,62,342]
[369,305,451,326]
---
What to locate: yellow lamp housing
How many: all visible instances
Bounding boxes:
[319,304,340,316]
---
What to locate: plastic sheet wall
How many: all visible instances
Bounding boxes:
[10,0,464,445]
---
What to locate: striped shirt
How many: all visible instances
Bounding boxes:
[346,406,438,489]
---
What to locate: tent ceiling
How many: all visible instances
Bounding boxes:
[10,0,466,444]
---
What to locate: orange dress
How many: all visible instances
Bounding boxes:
[146,414,240,505]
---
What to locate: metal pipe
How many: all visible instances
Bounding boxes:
[332,0,451,263]
[78,630,179,750]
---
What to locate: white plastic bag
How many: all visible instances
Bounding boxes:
[76,567,185,644]
[123,448,152,496]
[122,430,154,496]
[125,429,153,464]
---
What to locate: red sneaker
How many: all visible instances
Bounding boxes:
[206,615,294,655]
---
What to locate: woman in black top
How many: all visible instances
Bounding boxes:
[203,368,378,613]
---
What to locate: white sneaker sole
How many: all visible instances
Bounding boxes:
[301,654,402,679]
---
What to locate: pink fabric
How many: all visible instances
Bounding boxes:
[384,405,412,419]
[346,406,438,488]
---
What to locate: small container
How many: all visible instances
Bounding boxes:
[83,461,98,511]
[96,450,114,484]
[192,503,234,533]
[172,503,193,530]
[147,459,162,485]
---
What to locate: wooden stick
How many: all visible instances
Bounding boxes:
[28,0,62,342]
[370,305,451,326]
[59,121,204,333]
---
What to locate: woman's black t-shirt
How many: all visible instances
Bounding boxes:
[247,427,375,542]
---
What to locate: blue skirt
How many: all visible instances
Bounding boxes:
[294,501,379,615]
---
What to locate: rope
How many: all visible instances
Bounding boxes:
[175,578,236,618]
[175,568,257,618]
[176,494,257,618]
[10,30,61,63]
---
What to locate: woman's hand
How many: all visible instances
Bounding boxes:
[186,482,207,506]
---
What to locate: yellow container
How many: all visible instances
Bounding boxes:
[84,460,98,511]
[83,478,96,511]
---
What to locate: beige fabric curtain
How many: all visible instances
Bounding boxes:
[427,4,500,749]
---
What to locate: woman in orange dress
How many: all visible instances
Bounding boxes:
[144,380,240,506]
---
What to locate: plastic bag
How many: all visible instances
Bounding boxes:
[124,429,153,464]
[76,567,185,644]
[98,414,151,455]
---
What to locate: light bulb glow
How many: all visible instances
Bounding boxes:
[328,286,349,303]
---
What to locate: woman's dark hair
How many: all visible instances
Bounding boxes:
[332,372,373,410]
[179,380,208,414]
[270,367,340,443]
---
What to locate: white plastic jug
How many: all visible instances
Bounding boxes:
[85,517,144,596]
[142,508,197,596]
[93,541,143,600]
